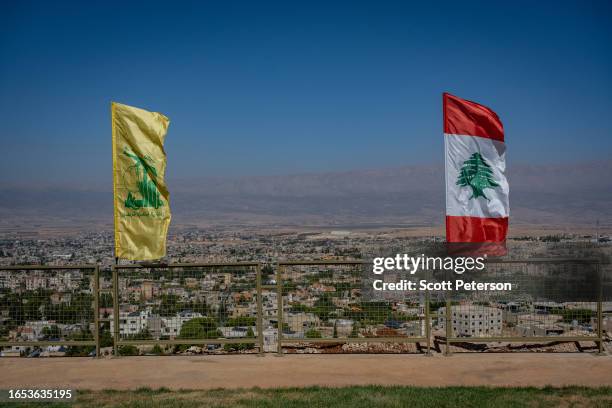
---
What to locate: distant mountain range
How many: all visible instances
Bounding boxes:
[1,160,611,231]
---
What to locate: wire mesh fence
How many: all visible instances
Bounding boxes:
[275,261,430,354]
[112,263,263,356]
[96,267,115,356]
[434,259,605,354]
[0,265,99,357]
[0,259,607,357]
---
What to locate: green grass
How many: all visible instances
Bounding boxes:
[1,386,611,408]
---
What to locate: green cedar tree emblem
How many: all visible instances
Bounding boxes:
[123,148,164,210]
[456,152,499,201]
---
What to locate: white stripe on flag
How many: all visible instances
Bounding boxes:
[445,133,509,218]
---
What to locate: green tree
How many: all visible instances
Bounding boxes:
[456,152,499,200]
[226,316,256,327]
[217,301,227,324]
[313,295,334,321]
[349,323,360,338]
[261,265,274,282]
[290,303,312,313]
[65,329,95,356]
[151,344,164,355]
[100,293,114,308]
[178,317,219,339]
[118,345,139,356]
[99,323,113,348]
[305,329,322,339]
[126,328,152,340]
[550,308,594,324]
[65,346,95,357]
[42,325,61,339]
[155,294,181,317]
[0,325,8,340]
[278,322,290,333]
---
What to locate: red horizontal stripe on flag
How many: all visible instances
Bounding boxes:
[446,215,508,243]
[443,93,504,142]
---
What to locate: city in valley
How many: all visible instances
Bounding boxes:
[0,226,609,356]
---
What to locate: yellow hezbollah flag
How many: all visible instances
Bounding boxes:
[111,102,171,260]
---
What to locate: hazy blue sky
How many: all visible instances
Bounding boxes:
[1,1,611,185]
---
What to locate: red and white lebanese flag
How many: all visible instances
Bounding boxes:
[443,93,508,251]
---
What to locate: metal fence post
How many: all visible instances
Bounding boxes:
[276,264,284,356]
[597,300,603,355]
[424,292,431,355]
[94,265,100,358]
[445,298,452,356]
[597,262,604,355]
[112,265,120,357]
[256,263,264,356]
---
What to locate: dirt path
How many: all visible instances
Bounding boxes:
[0,354,610,390]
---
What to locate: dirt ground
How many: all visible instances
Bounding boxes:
[0,353,610,390]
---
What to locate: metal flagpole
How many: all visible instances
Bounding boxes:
[112,256,119,357]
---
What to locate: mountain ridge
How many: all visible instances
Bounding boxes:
[0,160,610,228]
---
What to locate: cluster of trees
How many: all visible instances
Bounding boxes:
[0,289,94,329]
[288,295,337,321]
[177,315,257,339]
[226,316,256,327]
[261,265,274,282]
[64,329,95,357]
[549,308,595,324]
[291,298,401,325]
[44,295,94,324]
[305,328,322,338]
[124,328,153,340]
[0,324,8,340]
[179,317,221,339]
[152,294,209,317]
[175,316,256,352]
[41,325,61,339]
[118,345,139,356]
[99,293,113,308]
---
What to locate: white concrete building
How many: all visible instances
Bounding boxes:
[438,305,503,337]
[159,310,204,338]
[118,310,151,336]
